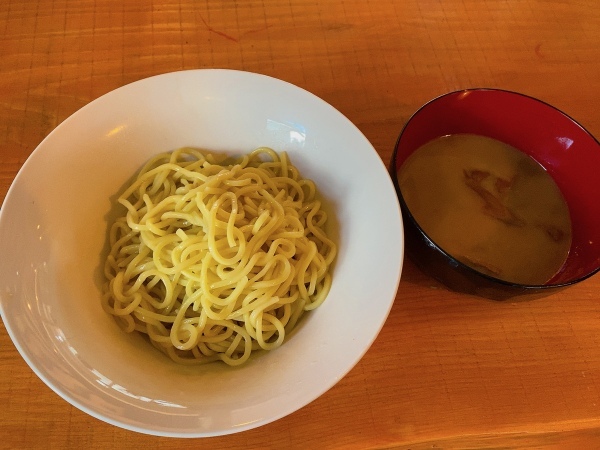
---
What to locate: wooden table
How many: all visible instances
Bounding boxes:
[2,0,600,448]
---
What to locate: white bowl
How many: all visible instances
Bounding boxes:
[0,70,403,437]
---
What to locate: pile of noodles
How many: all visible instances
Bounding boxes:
[102,147,337,366]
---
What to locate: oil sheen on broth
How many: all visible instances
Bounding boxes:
[398,134,572,285]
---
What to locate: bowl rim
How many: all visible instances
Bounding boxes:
[390,87,600,290]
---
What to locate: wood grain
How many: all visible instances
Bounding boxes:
[2,0,600,448]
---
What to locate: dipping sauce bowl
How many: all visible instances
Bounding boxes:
[391,89,600,300]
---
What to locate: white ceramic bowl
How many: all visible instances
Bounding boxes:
[0,70,403,437]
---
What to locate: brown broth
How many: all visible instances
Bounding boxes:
[398,134,572,285]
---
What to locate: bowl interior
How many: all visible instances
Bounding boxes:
[393,89,600,286]
[0,70,403,437]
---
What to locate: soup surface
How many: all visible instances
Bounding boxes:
[398,134,571,285]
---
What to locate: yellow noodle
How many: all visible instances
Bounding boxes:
[102,147,337,366]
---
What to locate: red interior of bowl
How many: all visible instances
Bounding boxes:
[394,89,600,286]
